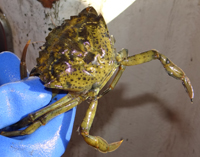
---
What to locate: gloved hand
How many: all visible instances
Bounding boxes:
[0,52,76,157]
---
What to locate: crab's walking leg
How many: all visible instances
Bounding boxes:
[1,94,74,131]
[80,99,123,153]
[121,50,194,102]
[97,65,126,99]
[1,95,83,136]
[20,40,31,79]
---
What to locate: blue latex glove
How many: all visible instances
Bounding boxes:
[0,52,76,157]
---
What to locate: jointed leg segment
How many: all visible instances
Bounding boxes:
[80,99,123,153]
[1,95,84,136]
[97,65,126,99]
[121,50,194,101]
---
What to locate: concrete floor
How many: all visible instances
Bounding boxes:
[0,0,200,157]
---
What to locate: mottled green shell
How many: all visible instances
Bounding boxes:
[32,7,117,92]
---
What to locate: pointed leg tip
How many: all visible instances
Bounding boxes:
[106,139,124,152]
[27,39,31,44]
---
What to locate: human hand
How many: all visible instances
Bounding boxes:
[0,52,76,157]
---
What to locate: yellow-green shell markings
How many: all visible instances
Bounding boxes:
[31,7,117,93]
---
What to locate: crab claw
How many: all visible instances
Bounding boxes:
[181,76,194,103]
[158,54,194,102]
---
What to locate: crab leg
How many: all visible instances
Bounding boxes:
[1,94,74,131]
[97,65,126,99]
[80,99,123,153]
[120,50,194,102]
[1,95,83,136]
[20,40,31,79]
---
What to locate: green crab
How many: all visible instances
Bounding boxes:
[1,7,194,153]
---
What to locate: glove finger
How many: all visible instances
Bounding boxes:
[0,52,23,85]
[0,77,52,128]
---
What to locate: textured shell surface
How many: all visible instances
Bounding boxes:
[33,7,117,93]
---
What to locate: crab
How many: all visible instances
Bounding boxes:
[0,7,194,153]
